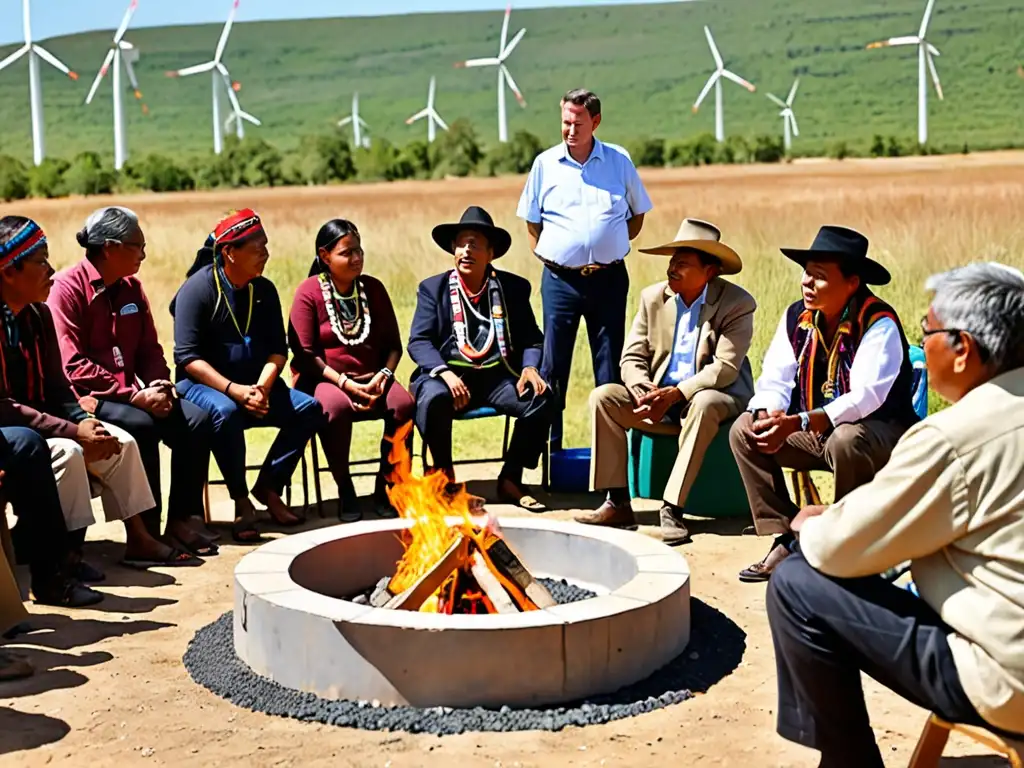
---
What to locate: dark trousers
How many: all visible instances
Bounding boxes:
[729,413,906,536]
[2,427,69,583]
[540,262,629,447]
[95,397,213,535]
[414,368,551,477]
[177,378,323,500]
[767,552,986,768]
[306,379,415,490]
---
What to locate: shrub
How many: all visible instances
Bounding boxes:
[397,140,432,180]
[354,138,405,181]
[287,134,356,186]
[666,133,718,166]
[624,137,665,168]
[716,135,752,164]
[483,130,544,176]
[241,139,284,187]
[123,153,195,193]
[751,135,785,164]
[0,155,29,201]
[429,119,483,178]
[61,152,116,196]
[29,158,70,198]
[828,141,852,160]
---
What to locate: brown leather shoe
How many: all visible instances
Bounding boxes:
[739,542,792,582]
[659,504,690,545]
[575,501,638,530]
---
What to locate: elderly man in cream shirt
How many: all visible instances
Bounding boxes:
[766,262,1024,767]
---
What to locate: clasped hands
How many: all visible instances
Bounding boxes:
[129,379,176,418]
[440,367,548,412]
[340,370,389,412]
[748,409,803,455]
[629,382,684,424]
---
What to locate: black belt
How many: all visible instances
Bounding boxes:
[539,257,624,277]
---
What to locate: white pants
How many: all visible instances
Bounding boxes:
[48,421,156,532]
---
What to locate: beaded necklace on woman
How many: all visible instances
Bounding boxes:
[319,272,372,346]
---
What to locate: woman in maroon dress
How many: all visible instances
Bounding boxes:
[288,219,413,521]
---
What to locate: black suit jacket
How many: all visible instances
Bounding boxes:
[408,269,543,391]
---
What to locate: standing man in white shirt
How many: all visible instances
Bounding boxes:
[516,89,654,450]
[728,226,919,582]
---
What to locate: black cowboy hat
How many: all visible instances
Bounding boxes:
[780,225,891,286]
[431,206,512,259]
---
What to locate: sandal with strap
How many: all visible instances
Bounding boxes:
[738,542,792,583]
[231,519,264,545]
[121,547,204,569]
[168,534,219,558]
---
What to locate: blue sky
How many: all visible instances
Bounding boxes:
[3,0,677,44]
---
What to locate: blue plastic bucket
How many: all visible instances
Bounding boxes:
[549,448,591,493]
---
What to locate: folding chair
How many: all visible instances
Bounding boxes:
[909,714,1023,767]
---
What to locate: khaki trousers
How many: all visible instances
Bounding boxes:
[48,421,156,532]
[590,383,742,508]
[728,412,907,537]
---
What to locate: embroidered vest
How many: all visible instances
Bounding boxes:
[784,291,918,426]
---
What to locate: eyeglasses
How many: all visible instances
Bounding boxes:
[919,315,962,341]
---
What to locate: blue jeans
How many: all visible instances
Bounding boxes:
[540,261,629,447]
[176,378,323,500]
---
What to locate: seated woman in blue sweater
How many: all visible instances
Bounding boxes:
[170,209,322,541]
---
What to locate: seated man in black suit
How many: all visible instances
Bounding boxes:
[409,206,551,511]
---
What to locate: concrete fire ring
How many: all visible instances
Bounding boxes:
[234,517,690,709]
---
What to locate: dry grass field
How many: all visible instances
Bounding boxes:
[4,152,1024,766]
[11,150,1024,465]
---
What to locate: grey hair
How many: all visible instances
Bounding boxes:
[76,206,140,253]
[925,262,1024,373]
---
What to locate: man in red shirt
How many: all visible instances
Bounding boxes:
[48,207,217,556]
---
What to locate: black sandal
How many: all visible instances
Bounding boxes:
[168,534,219,558]
[231,519,264,544]
[121,547,203,569]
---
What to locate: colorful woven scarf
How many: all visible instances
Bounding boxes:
[0,305,46,404]
[0,220,46,270]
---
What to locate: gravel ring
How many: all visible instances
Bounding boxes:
[184,595,744,735]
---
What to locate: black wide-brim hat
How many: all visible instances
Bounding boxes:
[431,206,512,259]
[780,225,891,286]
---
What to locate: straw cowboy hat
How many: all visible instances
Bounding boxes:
[638,218,743,275]
[780,225,891,286]
[431,206,512,259]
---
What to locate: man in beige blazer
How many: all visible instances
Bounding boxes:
[576,219,756,543]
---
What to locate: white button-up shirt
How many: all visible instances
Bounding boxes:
[748,312,904,425]
[516,139,653,268]
[660,287,707,387]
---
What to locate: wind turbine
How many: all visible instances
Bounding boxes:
[338,93,370,149]
[766,78,800,152]
[405,77,449,143]
[223,79,261,140]
[166,0,244,155]
[0,0,79,166]
[455,4,527,143]
[692,25,756,143]
[867,0,944,146]
[84,0,148,171]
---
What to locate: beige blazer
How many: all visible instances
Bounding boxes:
[620,276,756,404]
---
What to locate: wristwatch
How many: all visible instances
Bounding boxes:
[799,412,811,432]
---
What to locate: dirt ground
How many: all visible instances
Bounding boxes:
[0,466,1011,768]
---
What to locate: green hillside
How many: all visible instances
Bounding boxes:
[0,0,1021,164]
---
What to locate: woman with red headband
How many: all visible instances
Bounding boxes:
[171,210,323,542]
[288,219,414,521]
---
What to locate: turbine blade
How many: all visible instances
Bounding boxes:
[789,113,800,137]
[927,42,941,56]
[357,117,370,129]
[499,4,511,54]
[460,57,501,68]
[240,110,260,126]
[704,26,723,69]
[766,92,786,108]
[502,28,526,59]
[215,0,240,63]
[338,116,352,127]
[502,65,526,107]
[113,0,139,45]
[85,49,116,104]
[170,61,216,77]
[32,45,77,78]
[433,111,449,131]
[0,45,29,73]
[23,0,31,43]
[919,0,937,38]
[722,69,756,92]
[787,77,800,105]
[119,40,134,50]
[406,108,429,124]
[927,50,944,100]
[693,72,719,110]
[122,52,141,90]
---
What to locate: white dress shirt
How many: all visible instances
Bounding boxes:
[516,139,653,268]
[660,287,707,387]
[748,311,903,425]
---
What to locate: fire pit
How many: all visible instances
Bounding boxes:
[233,516,689,709]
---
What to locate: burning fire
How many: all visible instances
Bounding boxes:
[383,422,535,614]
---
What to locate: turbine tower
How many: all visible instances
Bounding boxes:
[84,0,148,171]
[406,77,449,143]
[223,80,261,140]
[0,0,79,166]
[692,25,756,143]
[867,0,944,146]
[166,0,244,155]
[455,4,527,143]
[338,93,370,149]
[766,79,800,152]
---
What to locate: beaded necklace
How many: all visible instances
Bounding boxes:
[319,273,372,346]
